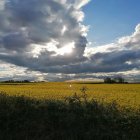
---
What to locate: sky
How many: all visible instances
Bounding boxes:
[83,0,140,45]
[0,0,140,82]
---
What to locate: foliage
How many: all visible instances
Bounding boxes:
[0,92,140,140]
[1,80,30,83]
[104,77,125,83]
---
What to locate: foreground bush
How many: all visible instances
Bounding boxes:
[0,93,140,140]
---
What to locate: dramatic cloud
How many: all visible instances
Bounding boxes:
[84,24,140,73]
[0,0,140,81]
[0,0,89,72]
[0,61,49,81]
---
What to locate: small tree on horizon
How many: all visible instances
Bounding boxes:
[104,77,125,83]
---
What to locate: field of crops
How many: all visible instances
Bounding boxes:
[0,82,140,139]
[0,82,140,109]
[0,82,140,107]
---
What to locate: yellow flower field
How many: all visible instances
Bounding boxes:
[0,82,140,109]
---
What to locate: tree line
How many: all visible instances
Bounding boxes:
[104,77,127,83]
[1,80,30,83]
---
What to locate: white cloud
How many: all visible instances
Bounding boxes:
[0,0,5,10]
[0,0,140,82]
[118,24,140,48]
[0,0,89,72]
[85,24,140,57]
[0,60,48,81]
[74,0,91,9]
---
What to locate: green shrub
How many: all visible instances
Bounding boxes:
[0,93,140,140]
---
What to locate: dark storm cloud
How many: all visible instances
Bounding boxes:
[0,0,88,68]
[2,32,30,51]
[0,0,140,82]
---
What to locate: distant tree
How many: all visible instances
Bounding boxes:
[23,80,30,83]
[104,77,112,83]
[3,80,30,83]
[114,77,125,83]
[104,77,125,84]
